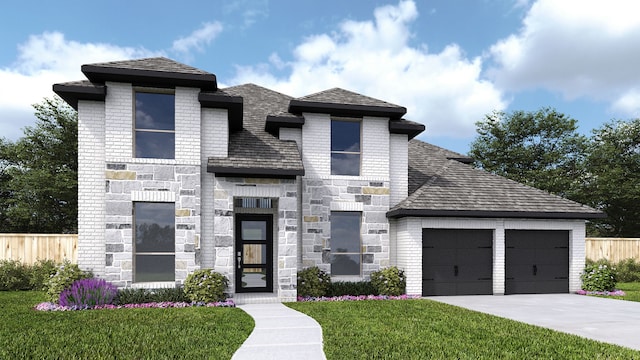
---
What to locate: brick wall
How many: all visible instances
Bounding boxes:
[389,134,408,207]
[175,87,201,163]
[77,100,106,274]
[301,113,331,177]
[104,82,133,158]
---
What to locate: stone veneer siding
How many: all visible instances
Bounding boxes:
[213,177,299,301]
[104,163,201,287]
[302,178,390,277]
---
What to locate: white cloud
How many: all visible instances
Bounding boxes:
[230,0,506,138]
[171,22,223,55]
[0,32,159,140]
[487,0,640,116]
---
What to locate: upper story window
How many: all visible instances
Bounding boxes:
[331,119,361,176]
[134,91,175,159]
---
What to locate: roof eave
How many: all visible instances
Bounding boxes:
[288,99,406,119]
[52,83,107,110]
[386,208,607,220]
[265,115,305,136]
[389,120,425,139]
[81,65,218,91]
[207,164,304,178]
[199,93,244,132]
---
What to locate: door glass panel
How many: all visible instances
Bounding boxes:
[241,269,267,288]
[243,244,266,265]
[242,221,266,240]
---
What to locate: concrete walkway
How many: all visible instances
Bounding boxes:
[429,294,640,351]
[232,303,326,360]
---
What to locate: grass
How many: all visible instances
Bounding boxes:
[0,291,254,360]
[288,299,640,359]
[599,282,640,302]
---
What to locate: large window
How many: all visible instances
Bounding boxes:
[134,91,175,159]
[331,120,360,176]
[330,212,361,276]
[134,202,175,282]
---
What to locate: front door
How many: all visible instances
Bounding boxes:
[235,214,273,293]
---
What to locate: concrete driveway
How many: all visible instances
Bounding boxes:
[428,294,640,351]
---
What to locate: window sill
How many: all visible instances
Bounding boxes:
[330,275,365,282]
[131,281,177,289]
[106,157,201,166]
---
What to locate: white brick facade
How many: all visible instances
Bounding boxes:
[362,116,390,178]
[301,113,331,177]
[389,134,408,207]
[68,60,590,302]
[77,100,106,274]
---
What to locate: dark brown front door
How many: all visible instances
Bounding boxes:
[235,214,273,293]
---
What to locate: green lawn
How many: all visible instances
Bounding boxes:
[0,291,253,360]
[288,299,640,359]
[602,282,640,302]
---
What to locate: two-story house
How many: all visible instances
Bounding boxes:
[53,57,602,303]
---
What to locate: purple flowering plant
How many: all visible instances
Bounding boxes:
[58,278,118,308]
[576,289,626,296]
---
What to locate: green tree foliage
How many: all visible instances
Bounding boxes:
[0,97,77,233]
[583,119,640,236]
[469,108,587,199]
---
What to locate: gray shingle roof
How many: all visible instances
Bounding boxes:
[83,57,213,75]
[389,140,604,219]
[207,84,304,176]
[80,57,217,91]
[298,88,403,108]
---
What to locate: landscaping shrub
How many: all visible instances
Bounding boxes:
[297,266,331,297]
[370,266,406,296]
[153,286,190,302]
[115,287,190,305]
[615,258,640,283]
[184,269,228,303]
[0,260,31,291]
[59,278,118,308]
[327,281,377,296]
[29,259,58,291]
[45,260,92,303]
[581,263,617,291]
[114,288,152,305]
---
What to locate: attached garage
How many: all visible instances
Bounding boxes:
[388,141,606,297]
[422,229,493,296]
[505,230,569,294]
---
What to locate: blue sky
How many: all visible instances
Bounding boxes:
[1,0,638,154]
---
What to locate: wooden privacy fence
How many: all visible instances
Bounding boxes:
[586,237,640,263]
[2,235,638,265]
[0,234,77,265]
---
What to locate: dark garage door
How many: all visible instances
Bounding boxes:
[422,229,493,296]
[505,230,569,294]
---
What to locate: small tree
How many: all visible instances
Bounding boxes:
[0,96,78,233]
[469,108,587,199]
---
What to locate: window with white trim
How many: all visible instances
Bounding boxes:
[134,91,175,159]
[330,211,361,275]
[133,202,175,282]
